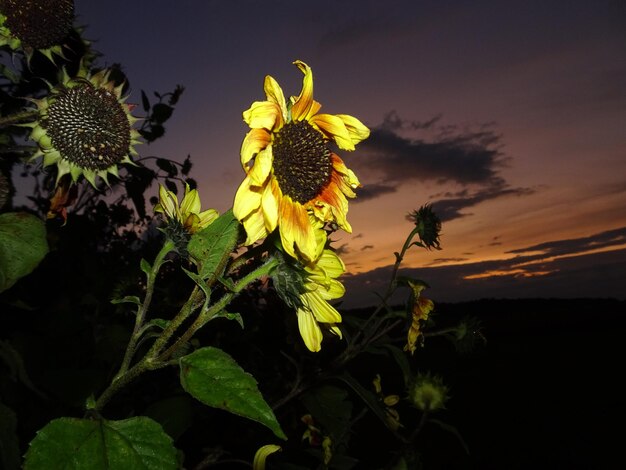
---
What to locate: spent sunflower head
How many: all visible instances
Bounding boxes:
[154,183,219,234]
[234,60,370,262]
[0,0,74,61]
[25,67,141,187]
[409,372,448,412]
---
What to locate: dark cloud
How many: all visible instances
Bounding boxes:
[352,111,534,221]
[360,244,374,251]
[431,185,535,222]
[507,226,626,256]
[341,227,626,307]
[355,183,397,201]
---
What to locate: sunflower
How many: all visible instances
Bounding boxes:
[25,67,141,187]
[294,248,346,352]
[0,0,74,61]
[234,60,369,261]
[154,183,219,234]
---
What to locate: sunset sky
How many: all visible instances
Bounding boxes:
[77,0,626,307]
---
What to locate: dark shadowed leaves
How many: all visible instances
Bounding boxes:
[0,212,48,293]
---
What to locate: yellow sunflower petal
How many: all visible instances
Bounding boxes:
[249,147,273,186]
[180,186,201,216]
[329,325,343,339]
[242,207,269,246]
[296,308,323,352]
[291,60,315,121]
[302,291,342,324]
[264,75,288,123]
[335,114,370,145]
[233,175,262,220]
[243,101,282,130]
[310,113,355,151]
[261,178,280,232]
[279,197,317,261]
[241,128,271,169]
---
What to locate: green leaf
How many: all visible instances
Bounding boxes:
[0,402,20,470]
[24,416,178,470]
[140,258,152,276]
[187,210,239,281]
[0,212,48,293]
[214,310,244,328]
[179,347,286,440]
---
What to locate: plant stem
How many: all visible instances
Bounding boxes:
[156,256,279,361]
[113,240,175,381]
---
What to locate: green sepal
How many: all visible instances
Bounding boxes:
[0,212,48,293]
[179,347,286,440]
[24,416,178,470]
[140,258,152,276]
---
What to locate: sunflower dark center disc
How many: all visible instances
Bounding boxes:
[45,82,131,171]
[272,121,332,204]
[0,0,74,49]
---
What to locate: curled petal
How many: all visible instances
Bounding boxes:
[261,178,280,232]
[302,291,342,324]
[241,129,271,169]
[180,185,201,215]
[291,60,315,121]
[264,75,288,123]
[249,147,273,185]
[242,207,269,246]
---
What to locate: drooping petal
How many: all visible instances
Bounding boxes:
[241,128,271,169]
[233,175,263,220]
[279,197,318,261]
[290,60,315,121]
[335,114,370,145]
[302,291,342,324]
[296,308,323,352]
[310,113,354,151]
[242,207,269,246]
[261,178,280,232]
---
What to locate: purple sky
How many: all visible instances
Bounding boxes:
[76,0,626,306]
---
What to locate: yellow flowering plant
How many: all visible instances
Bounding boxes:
[1,11,484,469]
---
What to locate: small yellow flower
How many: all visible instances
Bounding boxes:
[296,248,345,352]
[234,60,369,262]
[154,183,218,234]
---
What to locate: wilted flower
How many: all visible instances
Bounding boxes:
[234,60,369,261]
[25,67,141,187]
[408,204,442,250]
[403,279,434,354]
